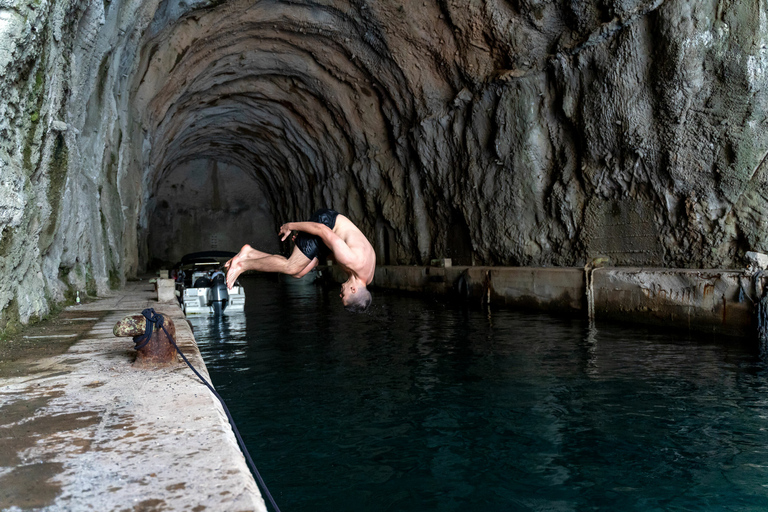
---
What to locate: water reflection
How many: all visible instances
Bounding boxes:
[583,325,599,376]
[204,309,246,337]
[188,309,248,367]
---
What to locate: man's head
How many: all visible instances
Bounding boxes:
[340,280,372,313]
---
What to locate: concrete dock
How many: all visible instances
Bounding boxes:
[0,281,266,511]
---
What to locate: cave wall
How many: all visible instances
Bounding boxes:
[2,0,768,329]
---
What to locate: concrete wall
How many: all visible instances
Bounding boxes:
[147,159,279,266]
[591,268,754,337]
[324,265,764,339]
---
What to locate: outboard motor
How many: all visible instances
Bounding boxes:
[210,273,229,314]
[193,276,211,288]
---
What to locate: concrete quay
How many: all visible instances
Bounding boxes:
[0,281,266,511]
[324,264,764,338]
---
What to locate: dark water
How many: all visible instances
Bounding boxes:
[189,275,768,512]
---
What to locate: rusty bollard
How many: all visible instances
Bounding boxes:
[113,313,177,366]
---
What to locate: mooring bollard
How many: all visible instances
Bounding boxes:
[113,313,177,366]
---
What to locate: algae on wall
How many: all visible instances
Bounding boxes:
[0,3,62,331]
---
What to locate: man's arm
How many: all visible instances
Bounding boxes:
[280,221,332,240]
[279,222,357,266]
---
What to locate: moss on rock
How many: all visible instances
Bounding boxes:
[41,133,69,249]
[0,227,15,258]
[0,299,21,339]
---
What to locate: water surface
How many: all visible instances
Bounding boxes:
[189,275,768,511]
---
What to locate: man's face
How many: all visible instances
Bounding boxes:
[340,281,353,304]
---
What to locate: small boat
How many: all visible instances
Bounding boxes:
[175,251,246,315]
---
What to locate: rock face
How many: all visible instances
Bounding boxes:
[2,0,768,329]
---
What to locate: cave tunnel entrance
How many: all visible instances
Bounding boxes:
[445,211,473,266]
[146,158,279,269]
[375,216,397,265]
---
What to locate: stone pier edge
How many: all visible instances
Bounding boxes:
[0,281,267,511]
[322,265,763,339]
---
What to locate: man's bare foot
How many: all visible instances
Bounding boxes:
[226,244,255,270]
[225,245,254,288]
[226,259,244,289]
[225,244,278,288]
[232,244,253,265]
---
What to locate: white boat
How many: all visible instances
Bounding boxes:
[175,252,246,315]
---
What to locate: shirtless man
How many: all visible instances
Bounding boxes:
[225,209,375,312]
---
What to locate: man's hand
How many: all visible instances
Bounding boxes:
[279,223,294,241]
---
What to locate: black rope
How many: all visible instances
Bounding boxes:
[139,308,281,512]
[132,309,157,350]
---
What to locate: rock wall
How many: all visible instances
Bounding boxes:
[2,0,768,329]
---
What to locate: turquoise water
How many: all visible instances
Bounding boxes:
[189,275,768,511]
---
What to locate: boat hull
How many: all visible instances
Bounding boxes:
[182,285,245,315]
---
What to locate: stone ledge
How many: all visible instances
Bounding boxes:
[591,268,753,337]
[321,265,763,338]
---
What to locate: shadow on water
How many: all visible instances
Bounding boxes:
[189,275,768,512]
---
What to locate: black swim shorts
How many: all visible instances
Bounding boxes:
[295,208,340,261]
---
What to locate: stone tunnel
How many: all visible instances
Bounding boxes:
[3,0,768,330]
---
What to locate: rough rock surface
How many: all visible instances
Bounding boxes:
[2,0,768,328]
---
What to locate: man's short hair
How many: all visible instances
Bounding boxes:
[344,287,372,313]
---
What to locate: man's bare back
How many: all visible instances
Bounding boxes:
[313,214,376,284]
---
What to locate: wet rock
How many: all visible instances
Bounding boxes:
[745,251,768,271]
[113,315,148,338]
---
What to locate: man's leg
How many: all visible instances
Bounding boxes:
[293,257,319,279]
[224,244,280,282]
[226,244,272,269]
[226,245,312,289]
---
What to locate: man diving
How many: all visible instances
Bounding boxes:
[225,209,375,312]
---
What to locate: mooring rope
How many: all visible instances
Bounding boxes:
[750,272,768,351]
[137,308,281,512]
[133,309,156,350]
[584,264,596,329]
